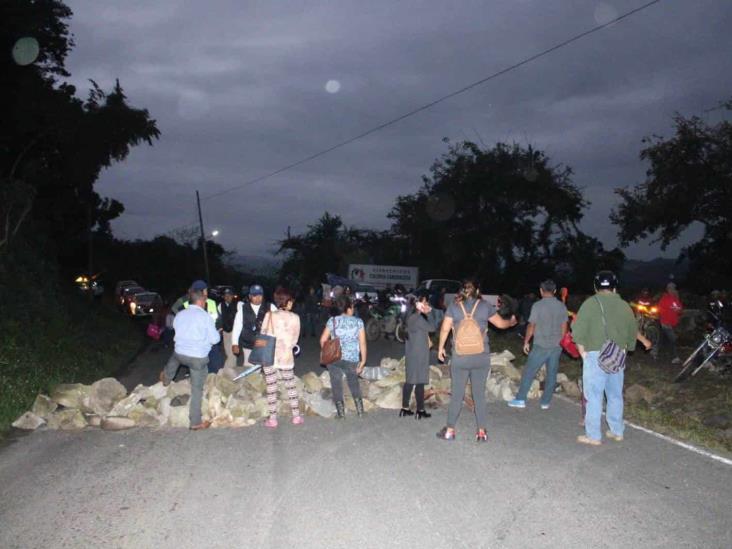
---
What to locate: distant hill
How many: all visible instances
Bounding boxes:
[620,257,688,289]
[227,254,282,277]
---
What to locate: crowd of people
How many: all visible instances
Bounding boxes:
[157,271,661,446]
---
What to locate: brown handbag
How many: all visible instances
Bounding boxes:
[320,318,342,365]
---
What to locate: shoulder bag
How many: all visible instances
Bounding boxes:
[249,312,277,367]
[320,317,342,365]
[595,297,627,374]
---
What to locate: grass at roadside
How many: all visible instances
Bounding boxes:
[490,330,732,453]
[0,297,144,435]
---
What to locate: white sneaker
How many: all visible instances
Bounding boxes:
[671,357,681,365]
[540,403,550,410]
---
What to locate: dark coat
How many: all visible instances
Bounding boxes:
[405,310,437,384]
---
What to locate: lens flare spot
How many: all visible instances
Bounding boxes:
[325,80,341,94]
[176,90,210,119]
[12,37,40,66]
[594,2,618,26]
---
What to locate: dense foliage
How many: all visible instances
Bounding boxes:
[279,142,624,294]
[612,102,732,291]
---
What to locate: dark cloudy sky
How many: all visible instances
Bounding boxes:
[63,0,732,260]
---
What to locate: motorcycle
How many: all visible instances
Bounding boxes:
[674,303,732,382]
[630,299,661,349]
[364,295,408,342]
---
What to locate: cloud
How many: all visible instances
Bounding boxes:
[64,0,732,261]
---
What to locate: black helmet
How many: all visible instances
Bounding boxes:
[594,270,618,291]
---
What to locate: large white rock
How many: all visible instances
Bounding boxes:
[50,383,91,409]
[375,385,402,409]
[491,362,522,382]
[168,406,190,428]
[167,379,191,399]
[12,411,45,430]
[86,378,127,416]
[101,416,136,431]
[319,370,332,390]
[303,391,336,418]
[243,374,266,394]
[560,380,582,399]
[302,372,323,393]
[157,397,172,424]
[31,394,57,418]
[226,394,254,419]
[375,373,405,388]
[207,387,225,419]
[527,380,542,400]
[128,405,162,427]
[109,392,143,417]
[46,409,87,430]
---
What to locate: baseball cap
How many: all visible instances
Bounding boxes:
[593,271,618,291]
[249,284,264,296]
[190,279,208,291]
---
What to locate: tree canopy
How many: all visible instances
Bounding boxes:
[611,102,732,291]
[1,0,160,267]
[278,142,624,294]
[387,141,622,292]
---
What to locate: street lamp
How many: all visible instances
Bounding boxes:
[211,229,220,237]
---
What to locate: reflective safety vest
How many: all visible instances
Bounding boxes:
[184,298,219,322]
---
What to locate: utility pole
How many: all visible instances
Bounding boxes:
[196,190,210,284]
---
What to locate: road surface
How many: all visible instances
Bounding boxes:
[1,337,730,548]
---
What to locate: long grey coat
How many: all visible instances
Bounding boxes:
[405,310,437,384]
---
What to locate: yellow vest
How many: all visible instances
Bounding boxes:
[183,298,219,321]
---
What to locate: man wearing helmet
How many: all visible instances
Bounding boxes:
[571,271,639,446]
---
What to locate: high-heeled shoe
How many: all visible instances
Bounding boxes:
[476,428,488,442]
[436,426,456,440]
[399,408,414,417]
[415,409,431,419]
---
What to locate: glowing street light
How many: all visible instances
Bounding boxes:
[211,229,220,237]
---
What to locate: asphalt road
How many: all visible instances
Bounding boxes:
[1,337,731,548]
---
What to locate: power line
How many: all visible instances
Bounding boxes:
[160,0,662,235]
[201,0,662,202]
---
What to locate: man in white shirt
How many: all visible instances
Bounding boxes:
[232,284,274,367]
[160,288,220,430]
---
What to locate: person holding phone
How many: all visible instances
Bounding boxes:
[401,291,437,419]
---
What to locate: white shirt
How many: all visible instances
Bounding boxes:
[232,301,277,345]
[173,304,220,358]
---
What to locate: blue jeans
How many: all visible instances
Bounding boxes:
[516,345,561,405]
[582,351,624,441]
[163,352,209,426]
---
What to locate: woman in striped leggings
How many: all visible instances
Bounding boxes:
[260,287,303,428]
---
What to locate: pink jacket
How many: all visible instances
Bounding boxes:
[261,310,300,367]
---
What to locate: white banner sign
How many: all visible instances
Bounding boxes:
[348,264,419,290]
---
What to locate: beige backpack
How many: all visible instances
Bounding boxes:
[454,300,485,355]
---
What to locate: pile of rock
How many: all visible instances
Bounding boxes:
[12,350,581,431]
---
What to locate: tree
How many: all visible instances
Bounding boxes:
[277,212,398,289]
[388,140,621,293]
[611,102,732,291]
[1,2,160,264]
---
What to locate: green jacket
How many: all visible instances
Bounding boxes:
[572,292,637,352]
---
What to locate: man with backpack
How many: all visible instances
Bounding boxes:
[435,277,517,442]
[572,271,638,446]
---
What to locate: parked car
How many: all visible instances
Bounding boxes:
[120,285,146,310]
[127,291,163,317]
[115,280,139,303]
[75,274,104,298]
